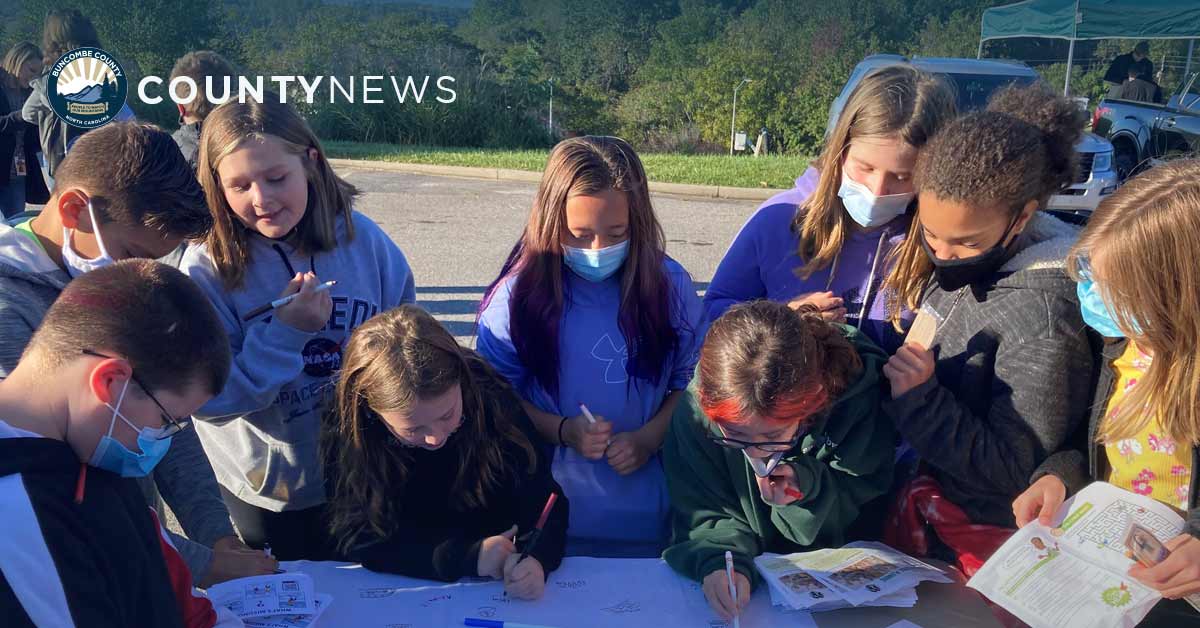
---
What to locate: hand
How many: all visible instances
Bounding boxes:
[883,343,936,399]
[701,568,751,621]
[1129,534,1200,599]
[502,554,546,600]
[754,463,803,506]
[274,272,333,332]
[606,430,654,476]
[199,536,279,588]
[1013,475,1067,528]
[788,291,846,323]
[477,525,518,580]
[563,414,613,460]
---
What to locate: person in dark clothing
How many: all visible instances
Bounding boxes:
[878,84,1100,575]
[0,42,47,217]
[324,305,568,600]
[0,260,239,628]
[167,51,236,170]
[1104,40,1155,87]
[1113,66,1164,103]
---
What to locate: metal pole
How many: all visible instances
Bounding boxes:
[730,78,749,157]
[977,39,984,60]
[1064,38,1076,96]
[548,80,553,138]
[1187,39,1195,77]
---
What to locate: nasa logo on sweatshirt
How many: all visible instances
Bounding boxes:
[302,337,342,377]
[46,47,128,129]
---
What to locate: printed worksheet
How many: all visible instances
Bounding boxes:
[968,482,1188,628]
[207,573,318,619]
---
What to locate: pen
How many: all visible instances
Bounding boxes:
[465,619,562,628]
[725,551,741,628]
[579,403,612,448]
[516,492,559,565]
[242,280,337,321]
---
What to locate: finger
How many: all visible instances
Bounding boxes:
[1132,556,1182,587]
[1165,535,1192,552]
[502,525,519,541]
[736,575,751,609]
[704,582,734,621]
[1037,494,1060,526]
[881,362,901,382]
[1012,496,1037,528]
[1162,580,1200,600]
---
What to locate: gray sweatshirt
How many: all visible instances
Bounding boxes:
[0,221,236,582]
[884,212,1101,527]
[179,211,416,512]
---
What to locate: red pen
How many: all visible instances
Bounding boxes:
[769,476,804,500]
[516,492,559,564]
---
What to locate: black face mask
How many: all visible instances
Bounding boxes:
[921,215,1020,292]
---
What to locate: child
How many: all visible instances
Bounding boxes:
[879,84,1099,574]
[1,41,47,217]
[477,136,703,557]
[703,66,955,352]
[169,51,237,170]
[0,260,241,627]
[324,305,568,599]
[663,301,895,621]
[0,121,273,586]
[1014,160,1200,622]
[181,97,416,560]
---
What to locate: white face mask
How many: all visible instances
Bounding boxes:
[838,173,913,228]
[61,199,115,278]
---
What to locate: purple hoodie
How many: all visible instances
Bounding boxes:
[703,167,912,352]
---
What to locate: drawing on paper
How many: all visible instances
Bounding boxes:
[602,599,642,614]
[828,555,896,589]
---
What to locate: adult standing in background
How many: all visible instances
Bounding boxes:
[1104,41,1154,91]
[0,43,48,218]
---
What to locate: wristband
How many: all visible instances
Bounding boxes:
[557,415,569,447]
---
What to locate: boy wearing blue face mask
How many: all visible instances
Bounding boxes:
[0,260,244,627]
[0,122,276,587]
[477,137,703,558]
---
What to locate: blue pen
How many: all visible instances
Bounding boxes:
[464,619,562,628]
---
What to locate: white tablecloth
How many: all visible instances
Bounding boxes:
[279,557,1001,628]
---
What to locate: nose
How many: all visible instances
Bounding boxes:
[250,182,270,210]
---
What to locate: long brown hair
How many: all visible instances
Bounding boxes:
[1069,160,1200,446]
[794,65,955,279]
[198,97,358,288]
[480,136,680,396]
[885,83,1086,326]
[697,301,861,427]
[325,305,538,553]
[40,9,100,68]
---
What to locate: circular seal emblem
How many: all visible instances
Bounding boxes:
[301,337,342,377]
[46,47,129,129]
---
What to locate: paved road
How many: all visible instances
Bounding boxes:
[339,165,768,344]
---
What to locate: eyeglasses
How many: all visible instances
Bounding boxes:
[81,349,191,440]
[708,427,804,453]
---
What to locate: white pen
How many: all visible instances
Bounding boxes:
[725,551,740,628]
[579,403,598,424]
[242,280,337,321]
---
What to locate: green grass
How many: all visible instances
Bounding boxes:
[324,141,813,189]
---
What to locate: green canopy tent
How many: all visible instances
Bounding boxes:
[979,0,1200,95]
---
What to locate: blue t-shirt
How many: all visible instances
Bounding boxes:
[477,257,703,555]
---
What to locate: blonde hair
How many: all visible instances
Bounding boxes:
[793,65,955,279]
[1069,159,1200,446]
[198,97,358,288]
[2,42,41,86]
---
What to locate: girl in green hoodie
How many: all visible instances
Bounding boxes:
[663,300,895,621]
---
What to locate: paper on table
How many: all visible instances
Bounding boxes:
[208,573,318,619]
[243,593,333,628]
[757,542,951,607]
[884,621,926,628]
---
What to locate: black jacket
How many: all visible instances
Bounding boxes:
[1035,337,1200,538]
[0,435,185,627]
[325,356,569,582]
[0,85,49,203]
[884,213,1101,527]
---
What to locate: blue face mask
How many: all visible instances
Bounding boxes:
[88,379,174,477]
[838,173,913,228]
[563,239,629,282]
[1077,278,1125,338]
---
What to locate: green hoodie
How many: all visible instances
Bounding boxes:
[662,325,895,587]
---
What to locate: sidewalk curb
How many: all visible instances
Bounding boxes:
[328,158,784,201]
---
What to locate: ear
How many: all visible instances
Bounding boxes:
[1011,200,1040,237]
[306,147,319,162]
[87,357,133,406]
[56,189,90,230]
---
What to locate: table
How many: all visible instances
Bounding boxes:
[280,557,1001,628]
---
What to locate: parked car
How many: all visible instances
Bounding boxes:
[829,55,1118,216]
[1092,71,1200,180]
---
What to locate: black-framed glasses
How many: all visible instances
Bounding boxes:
[81,349,191,440]
[708,427,803,453]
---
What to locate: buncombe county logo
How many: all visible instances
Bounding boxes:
[47,47,128,129]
